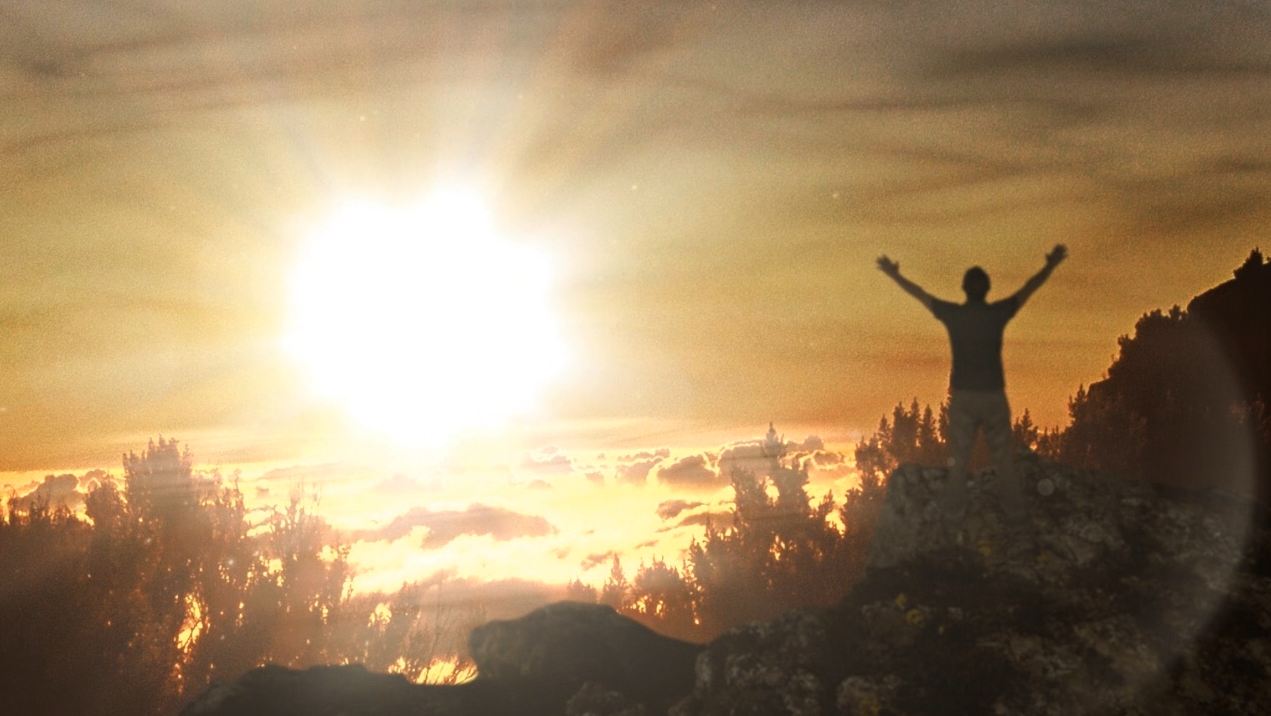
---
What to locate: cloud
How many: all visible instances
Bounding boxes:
[717,440,779,479]
[613,449,669,486]
[662,510,734,533]
[931,35,1148,78]
[656,454,721,488]
[580,550,618,571]
[805,450,854,481]
[809,450,845,467]
[521,447,575,477]
[618,448,670,462]
[662,71,1068,123]
[561,2,715,78]
[77,468,109,491]
[656,499,704,521]
[1113,187,1269,237]
[520,448,613,488]
[350,504,556,548]
[13,473,83,511]
[615,459,661,486]
[786,442,850,470]
[798,436,825,451]
[928,33,1271,81]
[258,462,356,483]
[717,440,765,463]
[714,433,836,477]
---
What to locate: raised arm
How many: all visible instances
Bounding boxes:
[877,255,935,310]
[1011,244,1068,308]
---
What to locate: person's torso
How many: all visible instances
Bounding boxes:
[935,300,1016,390]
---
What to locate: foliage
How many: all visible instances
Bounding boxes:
[603,400,1060,642]
[1053,275,1270,492]
[0,438,472,715]
[596,454,855,641]
[686,462,845,637]
[336,582,483,685]
[853,398,946,484]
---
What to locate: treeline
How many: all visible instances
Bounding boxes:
[578,459,865,641]
[587,399,1044,642]
[1059,249,1271,493]
[0,439,478,715]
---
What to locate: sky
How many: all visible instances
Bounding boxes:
[3,1,1271,595]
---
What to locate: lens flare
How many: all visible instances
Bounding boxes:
[283,189,567,447]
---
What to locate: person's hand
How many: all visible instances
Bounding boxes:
[1046,244,1068,267]
[877,255,900,277]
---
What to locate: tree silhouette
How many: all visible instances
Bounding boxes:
[600,555,631,610]
[610,402,1059,642]
[628,558,696,637]
[1051,251,1270,495]
[854,398,949,482]
[0,440,477,714]
[611,459,852,641]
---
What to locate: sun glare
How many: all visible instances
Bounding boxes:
[283,189,567,447]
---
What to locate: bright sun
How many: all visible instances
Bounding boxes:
[283,189,567,446]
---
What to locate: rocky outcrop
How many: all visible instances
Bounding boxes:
[677,457,1270,714]
[179,664,454,716]
[185,458,1271,715]
[470,601,699,712]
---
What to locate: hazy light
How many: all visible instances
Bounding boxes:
[283,188,567,447]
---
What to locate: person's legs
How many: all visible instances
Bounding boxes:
[942,390,977,517]
[984,392,1025,519]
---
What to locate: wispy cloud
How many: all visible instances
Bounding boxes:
[656,499,704,521]
[655,454,719,489]
[350,504,556,548]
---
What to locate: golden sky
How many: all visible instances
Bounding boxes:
[3,1,1271,593]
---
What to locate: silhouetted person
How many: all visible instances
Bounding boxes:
[877,245,1068,521]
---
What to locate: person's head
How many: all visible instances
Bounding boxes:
[962,266,990,302]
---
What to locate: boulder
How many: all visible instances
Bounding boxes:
[181,664,449,716]
[470,601,700,712]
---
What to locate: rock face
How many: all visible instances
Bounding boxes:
[184,459,1271,715]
